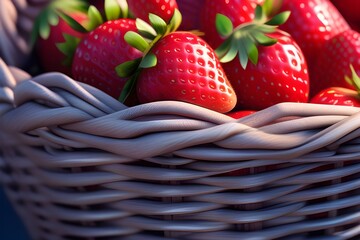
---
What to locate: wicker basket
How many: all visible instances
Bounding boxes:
[0,0,49,68]
[2,57,360,240]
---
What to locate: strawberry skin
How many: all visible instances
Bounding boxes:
[127,0,178,23]
[310,87,360,107]
[136,32,237,113]
[199,0,256,49]
[280,0,350,68]
[224,30,309,110]
[72,19,143,99]
[311,29,360,97]
[226,110,256,119]
[331,0,360,26]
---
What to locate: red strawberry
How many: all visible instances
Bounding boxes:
[177,0,205,30]
[311,29,360,97]
[311,87,360,107]
[279,0,350,69]
[56,0,144,101]
[72,19,143,99]
[330,0,360,27]
[32,0,89,75]
[199,0,256,49]
[310,66,360,107]
[225,30,309,110]
[137,31,236,113]
[118,10,237,113]
[127,0,178,24]
[214,4,309,110]
[227,110,256,119]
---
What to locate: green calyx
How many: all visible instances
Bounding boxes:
[31,0,89,45]
[51,0,129,68]
[115,9,182,102]
[58,0,129,33]
[345,65,360,95]
[215,0,290,69]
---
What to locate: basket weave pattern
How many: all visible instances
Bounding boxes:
[2,58,360,239]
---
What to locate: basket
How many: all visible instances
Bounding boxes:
[2,57,360,240]
[0,0,49,68]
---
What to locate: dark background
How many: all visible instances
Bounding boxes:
[0,188,30,239]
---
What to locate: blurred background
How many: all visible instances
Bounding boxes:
[0,188,30,239]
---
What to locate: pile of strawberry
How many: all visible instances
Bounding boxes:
[32,0,360,115]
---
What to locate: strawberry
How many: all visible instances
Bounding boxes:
[127,0,178,24]
[137,32,236,113]
[59,0,143,101]
[72,19,143,99]
[279,0,350,69]
[330,0,360,27]
[117,10,237,113]
[310,29,360,97]
[199,0,257,49]
[227,110,256,119]
[310,66,360,107]
[214,3,309,110]
[225,30,309,110]
[32,0,89,75]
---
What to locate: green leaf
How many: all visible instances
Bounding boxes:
[254,5,265,21]
[265,11,291,26]
[105,0,121,20]
[116,0,129,18]
[87,5,104,30]
[215,37,232,59]
[57,11,88,33]
[124,31,150,52]
[47,10,60,26]
[346,65,360,93]
[39,12,52,39]
[220,39,239,63]
[119,73,138,102]
[149,13,168,35]
[238,39,249,69]
[252,31,277,46]
[262,0,274,17]
[115,58,142,78]
[243,37,259,65]
[140,53,157,68]
[168,8,182,33]
[216,14,234,38]
[136,18,157,39]
[56,34,81,66]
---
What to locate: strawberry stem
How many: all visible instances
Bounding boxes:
[214,1,290,69]
[116,9,182,102]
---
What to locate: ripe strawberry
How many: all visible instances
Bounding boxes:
[137,32,236,113]
[226,30,309,110]
[117,10,237,113]
[311,29,360,97]
[279,0,350,68]
[72,19,143,99]
[311,66,360,107]
[199,0,257,49]
[214,3,309,110]
[330,0,360,27]
[60,0,143,100]
[32,0,89,75]
[127,0,178,24]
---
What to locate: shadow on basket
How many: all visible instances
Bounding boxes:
[2,56,360,240]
